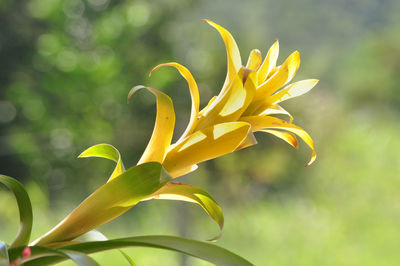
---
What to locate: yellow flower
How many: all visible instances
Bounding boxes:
[31,19,317,246]
[139,19,317,178]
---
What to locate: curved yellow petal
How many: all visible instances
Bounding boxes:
[235,131,258,151]
[199,96,217,116]
[245,49,262,72]
[78,144,125,182]
[217,69,256,119]
[241,116,316,165]
[203,19,242,95]
[151,63,200,141]
[166,164,199,177]
[268,79,319,104]
[261,129,298,149]
[257,40,279,85]
[257,104,294,122]
[197,68,256,131]
[163,122,251,177]
[245,51,301,115]
[128,85,175,164]
[255,50,300,100]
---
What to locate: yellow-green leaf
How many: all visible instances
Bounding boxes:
[0,175,33,248]
[78,144,125,182]
[147,182,224,241]
[31,163,170,246]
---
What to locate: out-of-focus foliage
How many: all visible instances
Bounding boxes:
[1,0,400,265]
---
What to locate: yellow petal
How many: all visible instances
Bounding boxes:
[266,66,279,80]
[245,49,262,71]
[151,63,200,140]
[203,19,242,95]
[241,116,316,165]
[78,144,125,182]
[235,131,258,151]
[166,164,199,177]
[217,68,256,119]
[163,122,251,177]
[256,104,294,122]
[197,68,256,131]
[257,40,279,85]
[199,72,242,123]
[255,50,300,100]
[261,129,298,149]
[268,79,319,104]
[245,51,301,115]
[199,96,217,116]
[128,85,175,164]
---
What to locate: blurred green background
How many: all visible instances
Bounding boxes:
[1,0,400,265]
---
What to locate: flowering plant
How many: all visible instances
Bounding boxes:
[0,20,316,265]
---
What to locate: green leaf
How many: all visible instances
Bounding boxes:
[31,162,170,246]
[62,250,99,266]
[9,246,65,265]
[8,246,98,266]
[19,236,253,266]
[82,230,136,266]
[0,241,9,266]
[119,250,136,266]
[79,144,125,182]
[0,175,33,248]
[148,182,224,241]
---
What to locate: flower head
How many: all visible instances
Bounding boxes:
[138,19,317,177]
[31,20,317,246]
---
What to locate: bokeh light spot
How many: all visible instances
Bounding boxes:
[127,3,150,27]
[56,50,78,72]
[50,128,73,150]
[0,101,17,123]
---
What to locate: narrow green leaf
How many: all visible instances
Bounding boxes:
[8,246,65,265]
[0,175,33,248]
[32,162,170,246]
[119,250,136,266]
[82,230,136,266]
[0,241,9,266]
[9,246,98,266]
[62,250,99,266]
[23,236,253,266]
[78,144,125,182]
[148,182,224,241]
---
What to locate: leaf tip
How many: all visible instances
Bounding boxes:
[305,152,317,167]
[128,85,146,103]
